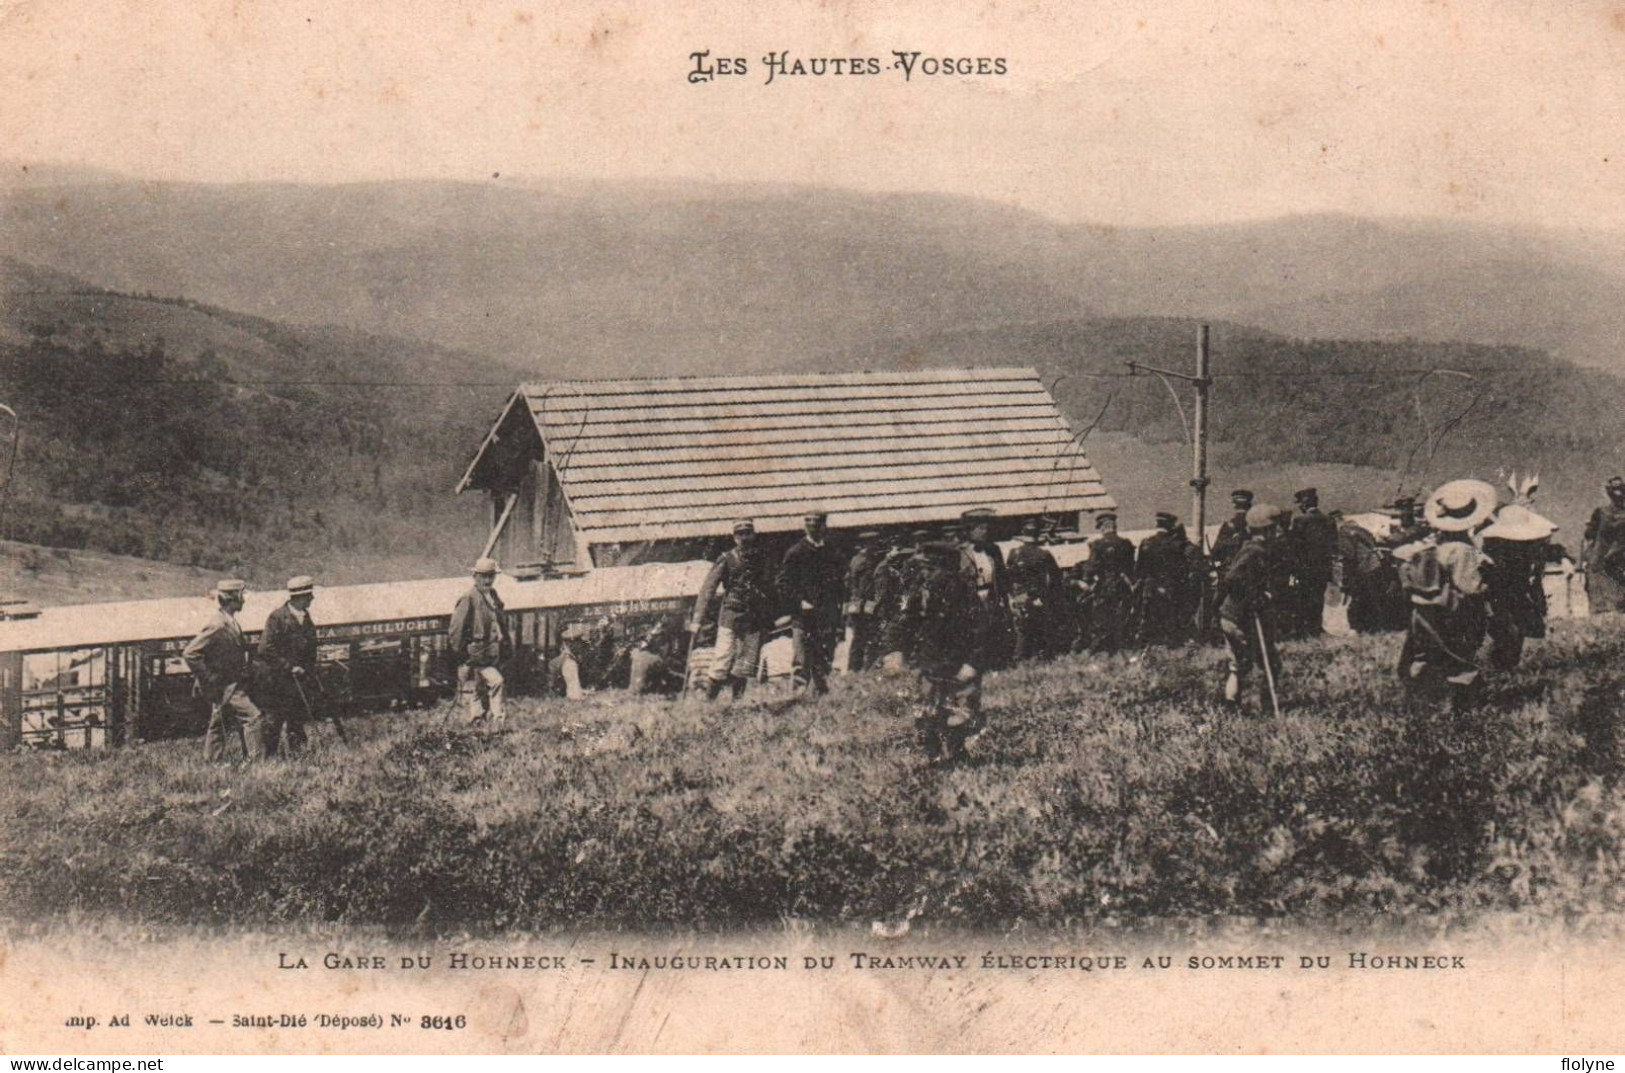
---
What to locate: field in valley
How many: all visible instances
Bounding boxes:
[3,618,1623,938]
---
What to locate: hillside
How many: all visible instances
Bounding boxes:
[5,174,1625,377]
[828,317,1625,542]
[0,264,511,585]
[0,539,219,606]
[5,619,1622,932]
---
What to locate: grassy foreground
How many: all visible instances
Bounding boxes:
[3,619,1624,935]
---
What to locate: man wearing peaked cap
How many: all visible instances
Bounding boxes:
[1583,476,1625,615]
[778,508,845,695]
[1006,517,1064,662]
[258,575,320,755]
[692,518,777,701]
[1080,512,1136,653]
[871,530,931,666]
[958,508,1011,668]
[1285,487,1338,638]
[842,530,885,673]
[448,557,508,726]
[1215,505,1287,713]
[183,578,267,763]
[1210,490,1255,576]
[1136,511,1198,646]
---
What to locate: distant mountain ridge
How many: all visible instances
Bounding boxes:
[5,172,1625,380]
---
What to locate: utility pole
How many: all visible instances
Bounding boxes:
[1125,324,1214,626]
[1191,325,1211,552]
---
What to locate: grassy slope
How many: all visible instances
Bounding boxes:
[0,539,219,606]
[4,618,1623,936]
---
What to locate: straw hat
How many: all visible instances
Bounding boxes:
[1423,479,1498,533]
[1480,503,1558,542]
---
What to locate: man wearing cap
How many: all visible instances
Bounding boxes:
[448,558,508,725]
[1582,476,1625,615]
[1006,518,1064,662]
[183,579,267,762]
[842,530,884,672]
[873,529,929,666]
[1285,488,1339,638]
[958,508,1011,668]
[905,540,982,766]
[1135,511,1197,646]
[1209,490,1255,575]
[257,575,320,755]
[1216,505,1286,712]
[1395,479,1495,707]
[692,519,778,700]
[777,510,846,695]
[1080,512,1136,652]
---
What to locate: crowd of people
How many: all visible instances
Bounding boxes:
[179,475,1624,767]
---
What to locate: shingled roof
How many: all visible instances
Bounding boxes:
[458,367,1114,545]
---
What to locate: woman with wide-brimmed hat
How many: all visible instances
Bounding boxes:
[1582,476,1625,615]
[1480,483,1559,670]
[1393,479,1497,706]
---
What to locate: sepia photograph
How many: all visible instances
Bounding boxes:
[2,0,1624,1055]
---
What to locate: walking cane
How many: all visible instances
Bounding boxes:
[294,673,347,745]
[1254,613,1282,718]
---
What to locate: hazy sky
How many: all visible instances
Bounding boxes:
[3,0,1622,228]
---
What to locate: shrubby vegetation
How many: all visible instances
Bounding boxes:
[3,618,1621,935]
[0,324,489,582]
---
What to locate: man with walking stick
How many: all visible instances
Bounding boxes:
[1216,504,1286,715]
[183,579,268,763]
[258,575,320,755]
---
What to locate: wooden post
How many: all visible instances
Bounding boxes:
[1192,324,1211,552]
[1192,325,1212,632]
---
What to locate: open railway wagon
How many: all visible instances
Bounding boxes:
[0,561,711,750]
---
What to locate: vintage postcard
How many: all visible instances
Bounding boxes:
[2,0,1624,1055]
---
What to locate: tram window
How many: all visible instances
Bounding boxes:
[21,649,103,691]
[158,656,191,676]
[317,643,349,662]
[22,652,59,692]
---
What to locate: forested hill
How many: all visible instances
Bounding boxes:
[0,267,520,585]
[827,317,1625,538]
[4,260,1623,584]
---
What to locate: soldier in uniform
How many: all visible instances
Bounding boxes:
[778,509,846,695]
[1080,512,1136,652]
[183,578,267,763]
[1135,511,1197,646]
[842,530,884,672]
[257,575,319,755]
[1216,505,1286,712]
[1285,487,1338,637]
[1582,476,1625,615]
[1208,489,1255,575]
[691,519,778,701]
[448,557,508,725]
[905,540,982,766]
[873,529,929,667]
[958,508,1011,668]
[1006,518,1064,662]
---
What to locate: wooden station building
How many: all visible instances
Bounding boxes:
[457,366,1116,569]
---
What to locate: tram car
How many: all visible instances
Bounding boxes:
[0,561,711,750]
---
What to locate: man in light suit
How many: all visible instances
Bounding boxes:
[183,578,267,762]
